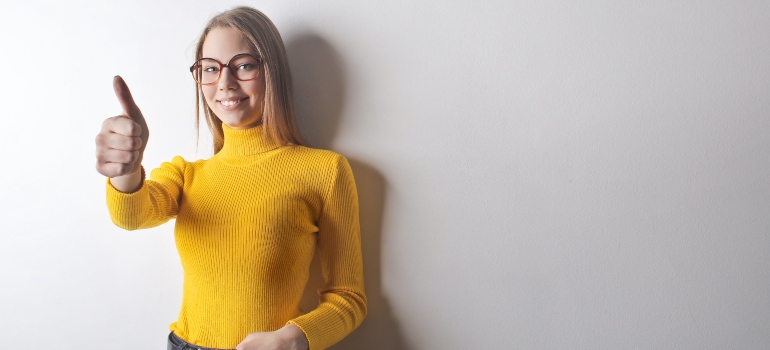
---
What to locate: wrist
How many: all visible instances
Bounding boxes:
[110,166,144,193]
[279,323,309,350]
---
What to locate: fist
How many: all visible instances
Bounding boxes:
[95,76,150,178]
[236,324,309,350]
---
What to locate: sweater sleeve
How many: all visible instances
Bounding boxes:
[106,156,186,230]
[288,155,367,350]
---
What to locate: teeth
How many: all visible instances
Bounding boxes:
[221,99,241,106]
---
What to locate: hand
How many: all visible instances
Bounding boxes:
[95,76,150,178]
[236,324,309,350]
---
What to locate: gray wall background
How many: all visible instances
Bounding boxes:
[0,1,768,349]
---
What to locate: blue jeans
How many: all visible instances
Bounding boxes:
[167,332,234,350]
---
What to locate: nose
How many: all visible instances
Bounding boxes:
[217,66,238,90]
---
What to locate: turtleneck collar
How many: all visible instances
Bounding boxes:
[218,123,280,158]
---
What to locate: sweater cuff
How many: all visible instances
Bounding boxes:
[287,295,364,350]
[286,320,322,350]
[106,167,149,230]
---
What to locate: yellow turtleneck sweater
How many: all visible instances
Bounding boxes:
[105,124,366,350]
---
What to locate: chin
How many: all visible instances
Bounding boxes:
[213,106,261,127]
[221,117,261,129]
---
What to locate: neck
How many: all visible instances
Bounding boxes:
[218,123,279,157]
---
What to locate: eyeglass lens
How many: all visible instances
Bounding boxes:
[192,55,261,85]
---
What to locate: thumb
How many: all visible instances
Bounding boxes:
[113,75,143,121]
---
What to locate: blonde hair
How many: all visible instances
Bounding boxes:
[194,6,304,153]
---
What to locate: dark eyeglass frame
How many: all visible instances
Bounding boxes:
[189,53,264,86]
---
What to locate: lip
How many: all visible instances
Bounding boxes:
[217,96,247,102]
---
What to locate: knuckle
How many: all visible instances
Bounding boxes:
[114,118,131,134]
[103,116,120,129]
[117,163,131,175]
[95,133,105,145]
[128,123,141,136]
[124,151,136,163]
[128,137,141,150]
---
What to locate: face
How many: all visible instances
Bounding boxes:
[201,27,265,130]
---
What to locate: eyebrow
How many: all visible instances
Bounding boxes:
[200,49,260,58]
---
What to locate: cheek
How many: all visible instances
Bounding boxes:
[202,87,217,106]
[242,75,266,97]
[242,81,265,98]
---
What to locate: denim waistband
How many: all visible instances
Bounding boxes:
[167,332,234,350]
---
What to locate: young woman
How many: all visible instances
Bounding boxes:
[95,7,366,350]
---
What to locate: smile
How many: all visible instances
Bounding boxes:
[217,97,248,109]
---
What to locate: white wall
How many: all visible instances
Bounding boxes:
[1,1,768,349]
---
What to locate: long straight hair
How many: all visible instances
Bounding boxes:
[194,7,304,153]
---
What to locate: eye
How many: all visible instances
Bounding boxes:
[203,65,220,73]
[237,63,255,70]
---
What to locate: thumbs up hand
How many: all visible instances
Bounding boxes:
[95,76,150,190]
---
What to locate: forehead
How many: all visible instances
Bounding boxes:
[202,27,254,61]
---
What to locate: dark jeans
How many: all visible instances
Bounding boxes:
[167,332,234,350]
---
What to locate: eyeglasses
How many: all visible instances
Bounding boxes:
[189,53,264,85]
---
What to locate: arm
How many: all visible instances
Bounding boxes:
[288,155,367,350]
[98,75,180,230]
[106,156,186,230]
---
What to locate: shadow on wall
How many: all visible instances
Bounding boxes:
[287,33,408,350]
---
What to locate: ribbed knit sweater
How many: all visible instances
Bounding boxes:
[105,124,366,350]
